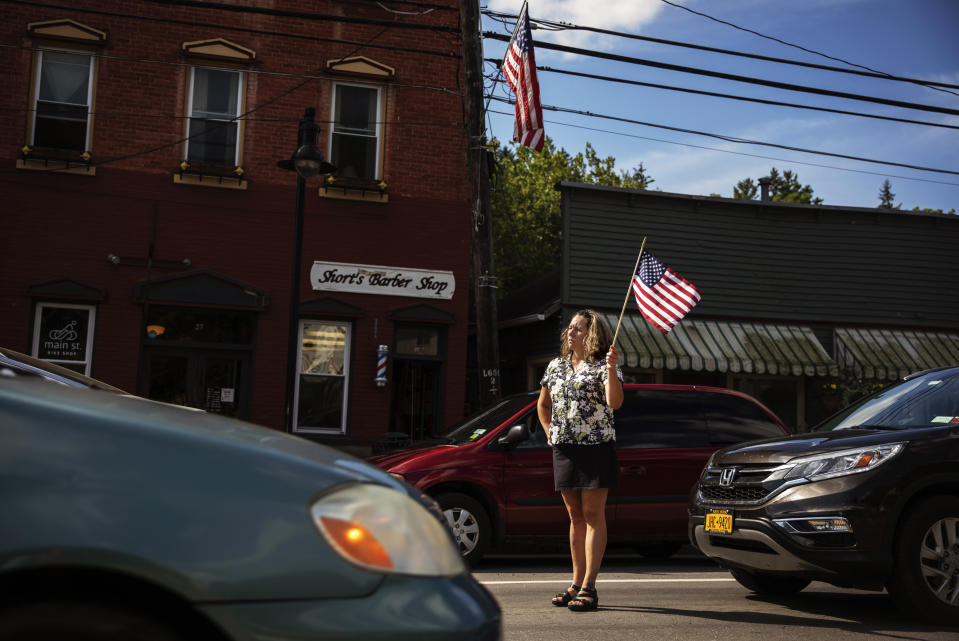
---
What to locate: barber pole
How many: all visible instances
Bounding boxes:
[376,345,388,387]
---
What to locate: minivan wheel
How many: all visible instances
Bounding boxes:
[729,568,811,595]
[887,496,959,625]
[436,492,491,567]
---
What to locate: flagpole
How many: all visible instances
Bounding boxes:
[611,236,647,348]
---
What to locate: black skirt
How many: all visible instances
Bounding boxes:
[552,442,619,490]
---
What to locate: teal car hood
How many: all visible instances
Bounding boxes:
[0,378,422,602]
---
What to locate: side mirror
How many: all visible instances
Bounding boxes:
[497,423,530,447]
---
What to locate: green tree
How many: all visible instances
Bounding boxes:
[878,179,900,209]
[733,167,822,204]
[733,177,757,200]
[489,137,654,298]
[911,207,956,214]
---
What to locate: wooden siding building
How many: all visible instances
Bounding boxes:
[498,183,959,430]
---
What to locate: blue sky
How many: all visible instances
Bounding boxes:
[482,0,959,211]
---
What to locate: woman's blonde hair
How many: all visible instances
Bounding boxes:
[560,309,613,362]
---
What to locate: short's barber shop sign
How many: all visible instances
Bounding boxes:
[310,261,455,300]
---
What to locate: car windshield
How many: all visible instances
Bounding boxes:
[442,394,534,445]
[815,369,959,432]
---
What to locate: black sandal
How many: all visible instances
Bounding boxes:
[551,584,581,607]
[567,585,598,611]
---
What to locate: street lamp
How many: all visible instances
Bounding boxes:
[277,107,336,431]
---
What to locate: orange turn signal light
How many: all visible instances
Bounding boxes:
[854,454,875,467]
[319,516,394,570]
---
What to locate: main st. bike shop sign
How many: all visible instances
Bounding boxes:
[310,261,455,299]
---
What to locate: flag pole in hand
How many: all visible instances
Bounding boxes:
[612,236,647,348]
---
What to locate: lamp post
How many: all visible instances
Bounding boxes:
[277,107,336,431]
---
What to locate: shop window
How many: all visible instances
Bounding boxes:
[185,66,243,166]
[32,50,93,151]
[701,391,789,445]
[31,302,96,375]
[329,82,382,180]
[294,320,351,434]
[731,375,802,431]
[622,369,661,384]
[143,306,254,345]
[395,325,439,357]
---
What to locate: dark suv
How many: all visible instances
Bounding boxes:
[370,384,787,565]
[689,366,959,625]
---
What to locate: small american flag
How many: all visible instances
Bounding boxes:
[633,252,701,333]
[503,1,545,151]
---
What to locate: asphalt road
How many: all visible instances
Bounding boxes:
[471,546,958,641]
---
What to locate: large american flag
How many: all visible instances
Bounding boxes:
[633,252,702,333]
[503,1,545,151]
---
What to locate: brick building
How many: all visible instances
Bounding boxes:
[0,1,472,454]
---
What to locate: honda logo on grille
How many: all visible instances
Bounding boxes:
[719,467,738,486]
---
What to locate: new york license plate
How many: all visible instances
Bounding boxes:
[705,508,733,534]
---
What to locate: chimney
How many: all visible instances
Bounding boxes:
[758,176,771,201]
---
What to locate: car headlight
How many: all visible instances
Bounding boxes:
[310,483,465,577]
[782,443,904,482]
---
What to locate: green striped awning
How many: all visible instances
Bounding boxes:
[606,315,838,377]
[836,327,959,380]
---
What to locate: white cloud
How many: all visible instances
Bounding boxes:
[487,0,669,49]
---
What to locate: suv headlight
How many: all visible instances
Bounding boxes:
[781,443,904,482]
[310,483,465,577]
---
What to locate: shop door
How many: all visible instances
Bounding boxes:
[140,349,251,419]
[390,359,441,441]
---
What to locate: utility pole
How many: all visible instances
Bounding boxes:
[460,0,501,407]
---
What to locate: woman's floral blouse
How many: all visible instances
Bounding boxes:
[540,356,623,445]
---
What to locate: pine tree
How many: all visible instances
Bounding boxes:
[732,168,821,204]
[878,179,900,209]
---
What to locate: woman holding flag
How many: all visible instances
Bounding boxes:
[538,309,623,612]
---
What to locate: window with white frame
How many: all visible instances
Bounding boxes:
[186,66,242,165]
[730,375,803,430]
[330,82,382,179]
[294,320,351,433]
[32,50,93,151]
[31,302,97,375]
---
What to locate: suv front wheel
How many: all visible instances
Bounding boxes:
[887,495,959,625]
[729,568,811,595]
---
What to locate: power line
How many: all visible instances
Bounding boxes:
[487,95,959,177]
[136,0,459,32]
[4,0,464,180]
[486,108,959,188]
[2,104,464,128]
[482,8,959,94]
[9,18,396,172]
[481,60,959,131]
[482,32,959,118]
[0,42,463,96]
[3,0,461,59]
[359,0,457,10]
[655,0,957,97]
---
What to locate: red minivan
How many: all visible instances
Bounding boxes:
[369,384,789,565]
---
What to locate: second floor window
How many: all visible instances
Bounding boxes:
[33,50,92,151]
[330,83,382,179]
[186,67,242,165]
